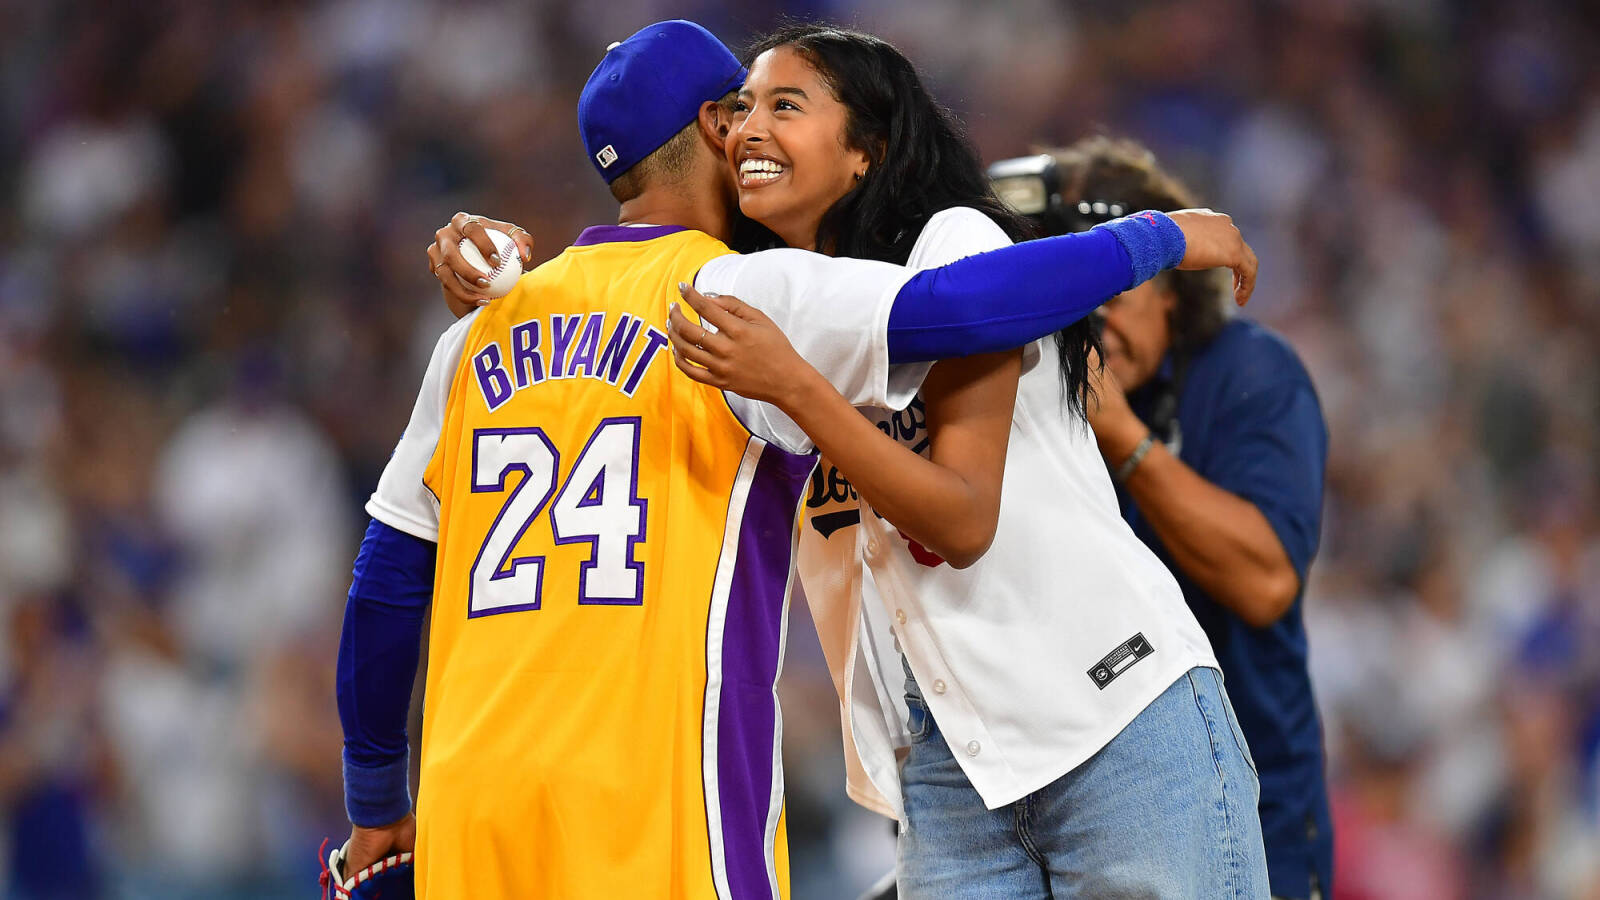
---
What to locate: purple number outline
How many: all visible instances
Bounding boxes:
[467,427,559,619]
[550,416,647,606]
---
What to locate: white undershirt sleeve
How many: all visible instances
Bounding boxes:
[365,312,478,542]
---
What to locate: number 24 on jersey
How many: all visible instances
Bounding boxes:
[466,417,646,617]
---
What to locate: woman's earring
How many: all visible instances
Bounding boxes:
[854,171,864,181]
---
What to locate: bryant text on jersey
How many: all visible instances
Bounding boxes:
[473,311,671,410]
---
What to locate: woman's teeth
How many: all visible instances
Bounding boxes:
[740,159,785,182]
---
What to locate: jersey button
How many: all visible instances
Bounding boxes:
[867,539,882,556]
[966,740,981,757]
[895,609,907,625]
[932,679,947,694]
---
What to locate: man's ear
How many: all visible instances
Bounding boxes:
[699,99,731,145]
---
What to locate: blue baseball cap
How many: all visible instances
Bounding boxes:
[578,20,746,184]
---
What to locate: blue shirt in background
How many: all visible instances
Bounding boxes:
[1117,317,1334,899]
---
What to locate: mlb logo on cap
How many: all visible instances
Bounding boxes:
[578,20,746,184]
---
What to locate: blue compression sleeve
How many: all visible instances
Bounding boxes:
[886,211,1186,363]
[337,517,435,827]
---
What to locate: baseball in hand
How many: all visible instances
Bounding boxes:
[456,229,524,299]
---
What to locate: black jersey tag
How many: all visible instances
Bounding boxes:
[1088,632,1155,690]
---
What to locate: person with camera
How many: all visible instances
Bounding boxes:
[990,137,1332,900]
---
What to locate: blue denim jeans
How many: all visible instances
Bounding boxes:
[897,666,1269,899]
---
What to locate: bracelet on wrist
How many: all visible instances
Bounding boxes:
[1113,433,1156,484]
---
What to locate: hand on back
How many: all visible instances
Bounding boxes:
[667,282,816,408]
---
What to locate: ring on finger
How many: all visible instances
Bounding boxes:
[508,225,527,237]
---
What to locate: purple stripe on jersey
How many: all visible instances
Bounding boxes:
[717,444,817,898]
[572,224,689,246]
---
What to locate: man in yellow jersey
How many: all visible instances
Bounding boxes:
[330,19,1258,900]
[332,21,941,900]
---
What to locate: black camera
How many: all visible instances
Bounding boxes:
[986,154,1129,236]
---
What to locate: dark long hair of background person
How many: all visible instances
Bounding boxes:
[745,23,1102,418]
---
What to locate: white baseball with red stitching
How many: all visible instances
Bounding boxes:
[457,228,524,299]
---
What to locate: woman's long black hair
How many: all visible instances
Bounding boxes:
[745,23,1100,419]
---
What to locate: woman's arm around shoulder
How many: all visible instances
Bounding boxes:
[669,283,1020,568]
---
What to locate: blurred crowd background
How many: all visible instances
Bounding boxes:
[0,0,1596,897]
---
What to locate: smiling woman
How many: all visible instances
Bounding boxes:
[727,47,869,252]
[677,21,1271,900]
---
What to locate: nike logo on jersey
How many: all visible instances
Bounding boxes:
[1088,632,1155,690]
[473,311,670,411]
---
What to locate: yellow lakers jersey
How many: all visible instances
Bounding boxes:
[416,225,810,899]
